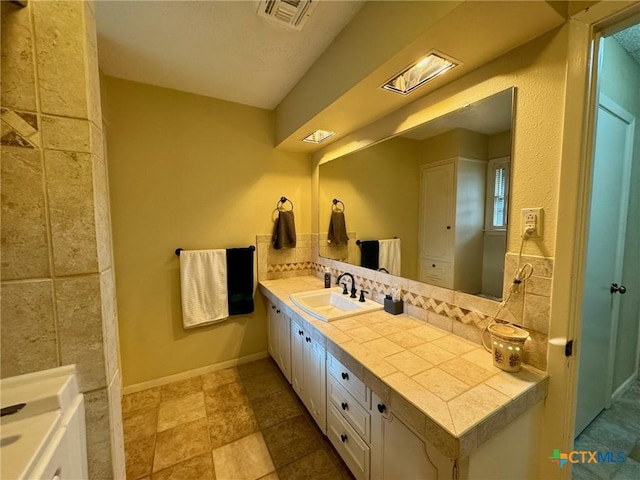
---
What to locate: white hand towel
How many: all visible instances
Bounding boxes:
[378,238,401,276]
[180,249,228,328]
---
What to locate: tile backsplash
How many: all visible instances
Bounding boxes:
[257,233,552,371]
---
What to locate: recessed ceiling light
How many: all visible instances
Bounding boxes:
[302,129,336,143]
[382,52,458,95]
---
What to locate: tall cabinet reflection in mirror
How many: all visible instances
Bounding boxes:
[318,88,514,300]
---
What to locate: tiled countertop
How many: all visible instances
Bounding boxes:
[259,276,548,461]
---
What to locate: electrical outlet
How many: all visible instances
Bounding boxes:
[522,208,543,238]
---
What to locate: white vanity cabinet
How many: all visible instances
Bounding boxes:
[370,393,456,480]
[326,353,372,480]
[419,157,486,292]
[267,301,291,382]
[290,316,326,433]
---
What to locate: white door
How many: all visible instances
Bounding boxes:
[419,162,455,261]
[574,94,634,436]
[290,318,304,398]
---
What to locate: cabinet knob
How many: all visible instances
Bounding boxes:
[276,309,280,313]
[298,330,303,335]
[305,337,311,343]
[271,305,276,310]
[446,225,451,230]
[340,434,347,443]
[377,403,386,413]
[341,372,349,380]
[432,264,436,268]
[341,402,348,411]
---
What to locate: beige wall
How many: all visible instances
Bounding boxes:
[104,77,311,387]
[318,136,420,278]
[0,1,124,478]
[419,128,489,164]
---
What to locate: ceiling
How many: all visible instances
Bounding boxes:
[95,0,364,110]
[95,1,567,153]
[613,23,640,65]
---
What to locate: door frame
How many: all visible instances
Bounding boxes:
[541,2,640,479]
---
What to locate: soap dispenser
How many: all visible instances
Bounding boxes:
[324,267,331,288]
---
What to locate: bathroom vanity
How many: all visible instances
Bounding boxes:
[260,276,547,480]
[0,365,88,480]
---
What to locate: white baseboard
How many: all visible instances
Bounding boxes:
[611,370,638,404]
[122,351,270,395]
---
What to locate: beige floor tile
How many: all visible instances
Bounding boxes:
[205,381,251,415]
[157,391,206,432]
[258,472,280,480]
[208,400,259,449]
[202,367,240,390]
[122,387,161,415]
[261,415,322,468]
[277,448,342,480]
[151,453,214,480]
[125,434,155,479]
[243,370,289,401]
[237,357,278,379]
[212,432,275,480]
[153,418,211,472]
[251,389,303,430]
[160,376,203,401]
[124,408,158,442]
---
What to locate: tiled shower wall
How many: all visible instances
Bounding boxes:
[257,233,552,371]
[1,1,124,478]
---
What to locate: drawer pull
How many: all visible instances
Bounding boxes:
[341,372,349,380]
[377,403,386,413]
[341,402,348,411]
[271,305,276,309]
[276,309,281,313]
[341,433,348,443]
[305,337,311,343]
[298,330,303,335]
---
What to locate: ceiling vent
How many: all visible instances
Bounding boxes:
[256,0,318,30]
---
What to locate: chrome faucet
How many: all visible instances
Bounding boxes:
[336,273,357,298]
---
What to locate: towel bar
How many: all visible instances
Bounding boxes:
[175,246,255,256]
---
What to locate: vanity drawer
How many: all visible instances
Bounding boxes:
[328,375,371,442]
[419,258,453,289]
[327,353,370,408]
[328,404,370,480]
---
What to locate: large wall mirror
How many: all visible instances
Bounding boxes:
[319,87,514,300]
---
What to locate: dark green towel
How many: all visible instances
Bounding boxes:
[360,240,379,270]
[328,211,349,245]
[226,247,254,315]
[272,210,296,249]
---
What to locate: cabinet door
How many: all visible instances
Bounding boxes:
[290,318,305,399]
[304,335,326,433]
[267,302,278,359]
[371,394,443,480]
[419,162,455,261]
[277,312,291,382]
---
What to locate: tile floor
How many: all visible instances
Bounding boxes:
[573,379,640,479]
[122,357,354,480]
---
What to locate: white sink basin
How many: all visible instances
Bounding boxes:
[290,287,382,322]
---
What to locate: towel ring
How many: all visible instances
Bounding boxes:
[332,198,345,212]
[277,196,294,212]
